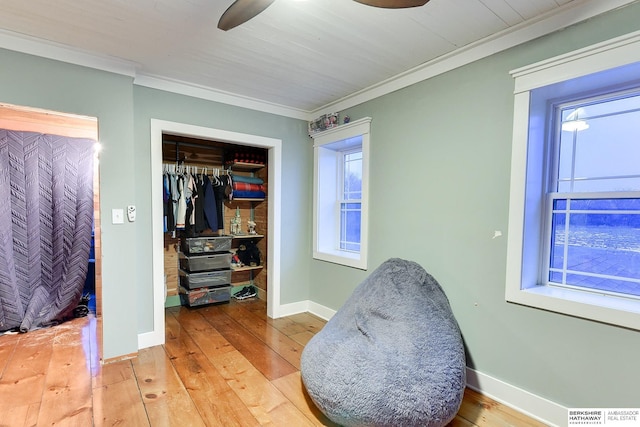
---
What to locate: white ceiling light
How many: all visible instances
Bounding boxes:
[562,108,590,132]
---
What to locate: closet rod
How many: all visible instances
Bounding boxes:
[162,140,223,150]
[162,162,229,173]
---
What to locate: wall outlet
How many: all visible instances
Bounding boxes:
[127,205,136,222]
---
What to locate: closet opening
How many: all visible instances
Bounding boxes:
[162,134,269,306]
[148,119,282,350]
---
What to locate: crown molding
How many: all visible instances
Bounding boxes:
[0,28,308,120]
[310,0,640,116]
[133,74,310,121]
[0,28,138,78]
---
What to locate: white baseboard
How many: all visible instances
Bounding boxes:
[276,300,312,318]
[308,301,336,321]
[137,329,163,351]
[466,367,566,427]
[275,300,336,321]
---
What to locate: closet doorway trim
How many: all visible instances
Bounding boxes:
[143,119,282,350]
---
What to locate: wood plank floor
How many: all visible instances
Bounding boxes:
[0,299,548,426]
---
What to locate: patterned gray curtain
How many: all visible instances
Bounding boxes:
[0,129,94,332]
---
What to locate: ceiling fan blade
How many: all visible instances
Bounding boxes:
[353,0,429,8]
[218,0,275,31]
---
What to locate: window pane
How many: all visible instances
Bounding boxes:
[557,94,640,192]
[340,202,361,251]
[563,241,640,279]
[557,131,575,190]
[343,151,362,200]
[548,198,640,296]
[549,271,563,283]
[549,211,566,270]
[565,273,640,297]
[569,198,640,211]
[554,199,567,210]
[573,113,640,184]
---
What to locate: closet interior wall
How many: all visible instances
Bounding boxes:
[162,133,268,303]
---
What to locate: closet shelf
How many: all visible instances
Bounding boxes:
[231,234,264,240]
[227,161,265,171]
[231,265,263,272]
[230,198,265,202]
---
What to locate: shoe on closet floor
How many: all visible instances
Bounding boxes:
[233,286,257,300]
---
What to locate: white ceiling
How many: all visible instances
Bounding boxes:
[0,0,636,119]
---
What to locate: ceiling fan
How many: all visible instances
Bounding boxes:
[218,0,430,31]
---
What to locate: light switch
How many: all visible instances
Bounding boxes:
[112,208,124,224]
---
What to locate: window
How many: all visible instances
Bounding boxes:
[506,31,640,330]
[546,93,640,298]
[313,117,371,269]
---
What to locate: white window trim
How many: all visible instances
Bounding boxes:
[506,30,640,331]
[312,117,371,270]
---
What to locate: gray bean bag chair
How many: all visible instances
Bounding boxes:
[301,258,466,427]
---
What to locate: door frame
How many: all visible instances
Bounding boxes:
[140,119,282,349]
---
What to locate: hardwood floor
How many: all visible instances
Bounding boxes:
[0,299,548,426]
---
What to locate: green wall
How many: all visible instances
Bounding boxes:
[309,3,640,408]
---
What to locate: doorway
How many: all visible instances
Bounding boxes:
[0,102,102,358]
[143,119,282,349]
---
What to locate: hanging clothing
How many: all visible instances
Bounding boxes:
[165,172,176,232]
[170,173,179,230]
[187,173,197,227]
[212,174,229,232]
[163,166,232,236]
[201,174,218,231]
[194,175,208,233]
[175,175,187,229]
[163,173,170,233]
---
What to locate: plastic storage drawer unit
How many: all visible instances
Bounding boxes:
[179,252,232,272]
[179,269,232,290]
[181,236,232,254]
[179,286,231,307]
